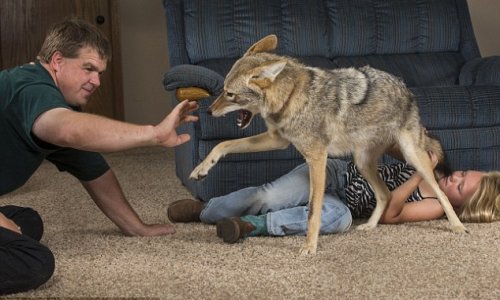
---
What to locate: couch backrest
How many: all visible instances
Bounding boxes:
[164,0,480,66]
[328,0,459,56]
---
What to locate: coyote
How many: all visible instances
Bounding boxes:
[190,35,467,255]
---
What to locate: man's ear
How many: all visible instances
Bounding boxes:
[249,60,286,88]
[49,51,65,72]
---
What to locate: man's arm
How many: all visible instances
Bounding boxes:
[80,169,175,236]
[32,100,198,152]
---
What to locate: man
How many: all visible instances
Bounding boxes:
[0,18,198,295]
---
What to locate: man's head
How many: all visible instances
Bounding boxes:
[38,18,111,63]
[38,19,111,107]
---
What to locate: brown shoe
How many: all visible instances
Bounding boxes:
[216,217,256,244]
[167,199,204,222]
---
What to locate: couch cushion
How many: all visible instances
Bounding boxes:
[326,0,461,56]
[183,0,462,64]
[432,127,499,171]
[198,59,237,78]
[380,127,499,171]
[460,56,500,86]
[412,86,500,129]
[182,0,463,63]
[183,0,330,63]
[332,53,465,87]
[198,56,337,78]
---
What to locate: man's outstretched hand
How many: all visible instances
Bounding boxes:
[154,100,199,148]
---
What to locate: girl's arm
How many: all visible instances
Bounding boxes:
[380,173,444,224]
[381,198,444,224]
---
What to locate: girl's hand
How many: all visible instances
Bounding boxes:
[428,151,439,169]
[0,212,22,234]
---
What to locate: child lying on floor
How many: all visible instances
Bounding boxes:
[167,151,499,243]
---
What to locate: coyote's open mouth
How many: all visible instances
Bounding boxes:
[237,110,253,129]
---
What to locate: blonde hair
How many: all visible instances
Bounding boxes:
[458,171,500,223]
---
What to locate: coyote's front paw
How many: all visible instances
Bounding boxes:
[299,242,317,256]
[356,222,377,231]
[190,157,219,180]
[189,163,210,181]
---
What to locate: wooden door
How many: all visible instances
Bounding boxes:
[0,0,123,120]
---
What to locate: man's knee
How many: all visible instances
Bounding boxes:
[0,241,55,295]
[29,243,55,290]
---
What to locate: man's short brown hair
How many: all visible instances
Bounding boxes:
[38,18,111,63]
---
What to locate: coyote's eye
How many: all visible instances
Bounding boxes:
[226,92,235,99]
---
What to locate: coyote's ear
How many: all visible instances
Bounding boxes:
[249,60,287,88]
[244,34,278,56]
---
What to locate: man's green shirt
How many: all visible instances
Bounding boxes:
[0,61,109,195]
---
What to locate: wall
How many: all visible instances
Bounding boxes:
[467,0,500,57]
[119,0,500,124]
[119,0,171,124]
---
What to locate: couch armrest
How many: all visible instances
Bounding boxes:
[459,56,500,86]
[163,64,224,101]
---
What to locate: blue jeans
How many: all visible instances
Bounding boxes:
[200,159,352,236]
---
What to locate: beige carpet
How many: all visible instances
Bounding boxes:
[1,147,499,299]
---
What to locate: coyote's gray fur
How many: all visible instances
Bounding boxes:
[190,35,467,255]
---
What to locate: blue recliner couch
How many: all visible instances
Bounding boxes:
[162,0,500,201]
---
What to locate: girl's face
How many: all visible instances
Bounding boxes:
[438,170,484,208]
